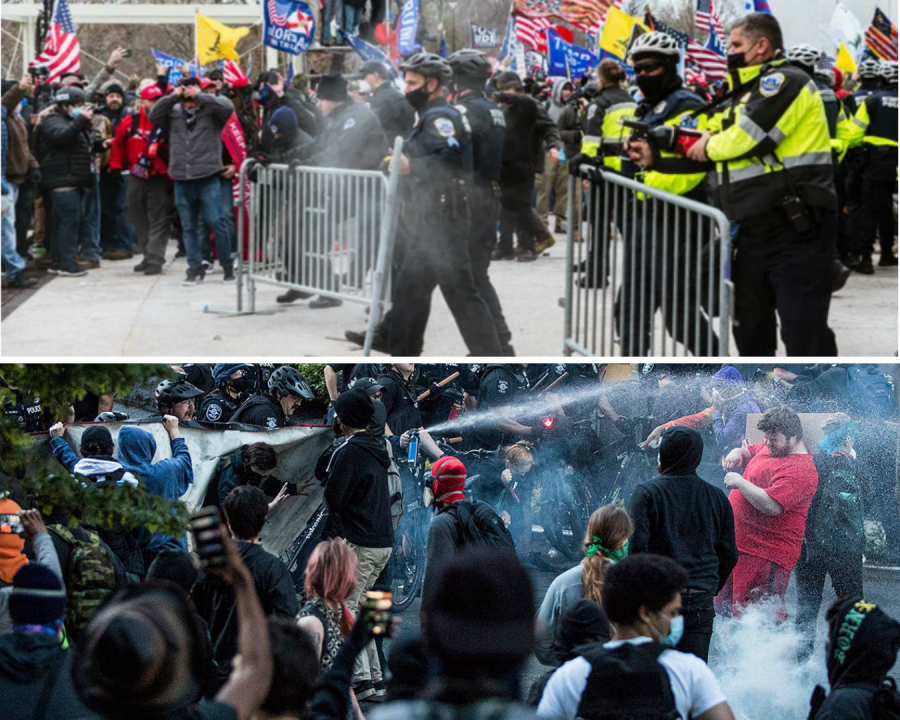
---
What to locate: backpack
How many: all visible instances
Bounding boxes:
[385,439,404,530]
[809,678,900,720]
[847,365,895,416]
[449,500,516,551]
[808,457,865,551]
[576,642,680,720]
[48,525,119,638]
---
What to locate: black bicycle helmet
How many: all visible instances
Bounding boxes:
[268,366,315,400]
[447,49,493,81]
[348,377,385,396]
[155,378,205,409]
[400,52,454,85]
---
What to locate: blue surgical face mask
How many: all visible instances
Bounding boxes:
[70,106,83,117]
[656,614,684,648]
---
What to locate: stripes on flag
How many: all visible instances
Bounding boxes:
[864,7,898,61]
[687,18,727,80]
[516,15,553,53]
[696,0,725,43]
[29,0,81,83]
[221,59,250,88]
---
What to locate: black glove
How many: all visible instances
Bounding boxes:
[568,153,588,176]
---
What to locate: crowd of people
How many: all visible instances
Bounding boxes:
[2,11,895,356]
[1,361,900,719]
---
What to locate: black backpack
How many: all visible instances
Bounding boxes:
[449,500,515,551]
[809,678,900,720]
[847,364,895,416]
[576,642,680,720]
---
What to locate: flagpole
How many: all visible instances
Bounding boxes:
[195,11,200,77]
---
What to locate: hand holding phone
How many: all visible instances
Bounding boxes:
[190,507,227,569]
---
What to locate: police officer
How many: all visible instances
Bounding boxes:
[154,378,206,423]
[474,364,539,451]
[684,12,838,356]
[846,60,899,272]
[198,364,254,424]
[384,53,503,356]
[231,366,315,429]
[621,32,719,356]
[447,49,514,357]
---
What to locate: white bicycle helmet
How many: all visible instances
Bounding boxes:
[785,44,822,70]
[628,32,682,62]
[879,60,898,84]
[858,57,882,79]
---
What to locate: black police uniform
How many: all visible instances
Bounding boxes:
[385,98,503,356]
[475,364,528,450]
[2,392,51,433]
[230,393,286,429]
[454,89,513,355]
[181,364,216,394]
[198,390,244,424]
[843,82,882,264]
[377,368,422,435]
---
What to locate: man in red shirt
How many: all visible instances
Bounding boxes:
[719,406,818,621]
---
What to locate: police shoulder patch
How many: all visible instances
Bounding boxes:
[343,118,357,130]
[205,403,222,421]
[434,117,456,137]
[498,380,509,393]
[490,108,506,127]
[679,115,699,129]
[587,104,598,120]
[759,73,785,98]
[266,417,278,429]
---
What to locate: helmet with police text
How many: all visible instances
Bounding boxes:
[627,32,682,62]
[447,49,493,81]
[268,366,315,400]
[155,378,205,410]
[879,60,898,84]
[858,57,881,79]
[400,53,454,86]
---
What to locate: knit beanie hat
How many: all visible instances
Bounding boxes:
[9,562,66,626]
[270,106,299,139]
[104,82,126,97]
[333,388,375,430]
[431,456,466,505]
[712,365,742,388]
[0,498,27,584]
[316,73,349,102]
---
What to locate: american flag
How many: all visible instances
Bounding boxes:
[221,59,250,88]
[514,0,611,27]
[864,7,898,61]
[516,15,553,53]
[695,0,724,43]
[687,21,727,80]
[29,0,81,83]
[645,14,690,49]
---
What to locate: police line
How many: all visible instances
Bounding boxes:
[564,164,735,358]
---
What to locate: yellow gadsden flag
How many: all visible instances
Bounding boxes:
[196,13,249,64]
[836,42,858,75]
[599,7,649,60]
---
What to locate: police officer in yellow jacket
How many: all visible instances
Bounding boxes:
[684,12,838,357]
[845,60,898,270]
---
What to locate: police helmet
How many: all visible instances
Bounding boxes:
[54,86,86,106]
[348,376,386,396]
[400,53,454,86]
[627,32,682,62]
[785,44,822,71]
[447,49,493,81]
[154,378,205,409]
[879,60,898,84]
[858,57,882,79]
[213,363,251,384]
[268,366,315,400]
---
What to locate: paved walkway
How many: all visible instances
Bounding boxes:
[1,232,896,357]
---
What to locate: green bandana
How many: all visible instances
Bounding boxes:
[586,537,628,562]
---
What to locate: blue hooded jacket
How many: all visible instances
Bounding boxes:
[117,425,193,500]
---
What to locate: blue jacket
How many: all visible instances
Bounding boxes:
[1,106,10,196]
[117,425,193,500]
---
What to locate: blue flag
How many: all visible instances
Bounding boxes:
[547,29,598,79]
[263,0,316,55]
[397,0,420,56]
[744,0,772,13]
[439,34,447,58]
[498,15,514,61]
[340,30,397,77]
[152,49,202,86]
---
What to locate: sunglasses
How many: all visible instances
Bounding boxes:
[634,60,663,75]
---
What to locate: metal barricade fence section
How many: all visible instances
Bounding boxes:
[564,165,734,357]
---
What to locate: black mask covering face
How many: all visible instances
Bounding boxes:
[727,52,746,71]
[635,65,681,105]
[405,83,432,111]
[228,373,254,395]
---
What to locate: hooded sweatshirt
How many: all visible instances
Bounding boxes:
[547,81,582,158]
[812,596,900,720]
[627,427,739,595]
[322,430,394,548]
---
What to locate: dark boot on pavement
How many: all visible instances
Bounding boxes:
[856,256,875,274]
[276,289,313,304]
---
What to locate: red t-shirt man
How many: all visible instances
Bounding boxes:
[719,407,818,620]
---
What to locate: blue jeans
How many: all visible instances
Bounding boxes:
[343,4,363,35]
[80,173,102,262]
[323,0,342,43]
[52,187,92,270]
[174,176,232,274]
[1,184,26,278]
[219,177,237,254]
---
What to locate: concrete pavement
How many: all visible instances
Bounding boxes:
[2,231,896,357]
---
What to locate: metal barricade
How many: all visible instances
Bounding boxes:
[563,165,734,357]
[234,138,403,356]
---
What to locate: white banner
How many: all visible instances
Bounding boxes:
[831,2,865,60]
[472,24,501,48]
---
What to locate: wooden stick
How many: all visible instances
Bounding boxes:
[445,437,463,444]
[542,372,569,394]
[417,372,460,402]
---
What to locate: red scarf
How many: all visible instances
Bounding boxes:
[222,113,251,258]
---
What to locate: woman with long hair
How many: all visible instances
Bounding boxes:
[534,504,633,665]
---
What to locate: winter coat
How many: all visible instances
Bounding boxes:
[548,82,582,158]
[313,100,389,171]
[108,108,169,177]
[496,92,561,177]
[1,108,9,197]
[148,92,234,181]
[1,84,39,185]
[367,81,415,144]
[260,90,319,148]
[35,108,98,191]
[0,633,97,720]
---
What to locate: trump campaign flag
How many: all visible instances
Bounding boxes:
[152,49,202,86]
[547,29,598,79]
[397,0,421,56]
[263,0,316,55]
[743,0,771,13]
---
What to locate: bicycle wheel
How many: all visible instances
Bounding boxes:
[389,521,424,612]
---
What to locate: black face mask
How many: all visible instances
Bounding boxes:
[727,52,746,71]
[228,374,254,394]
[405,86,430,111]
[636,71,679,104]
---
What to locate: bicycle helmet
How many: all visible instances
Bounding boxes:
[447,49,493,81]
[785,44,822,71]
[155,378,205,409]
[879,60,898,84]
[54,86,86,105]
[213,363,251,385]
[400,52,454,85]
[348,376,385,396]
[627,32,682,61]
[268,366,315,400]
[858,57,882,79]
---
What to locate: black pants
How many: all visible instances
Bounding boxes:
[499,173,536,254]
[676,588,716,662]
[733,211,838,356]
[470,192,512,352]
[856,173,896,258]
[15,180,34,258]
[99,170,129,252]
[794,543,863,662]
[386,216,503,356]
